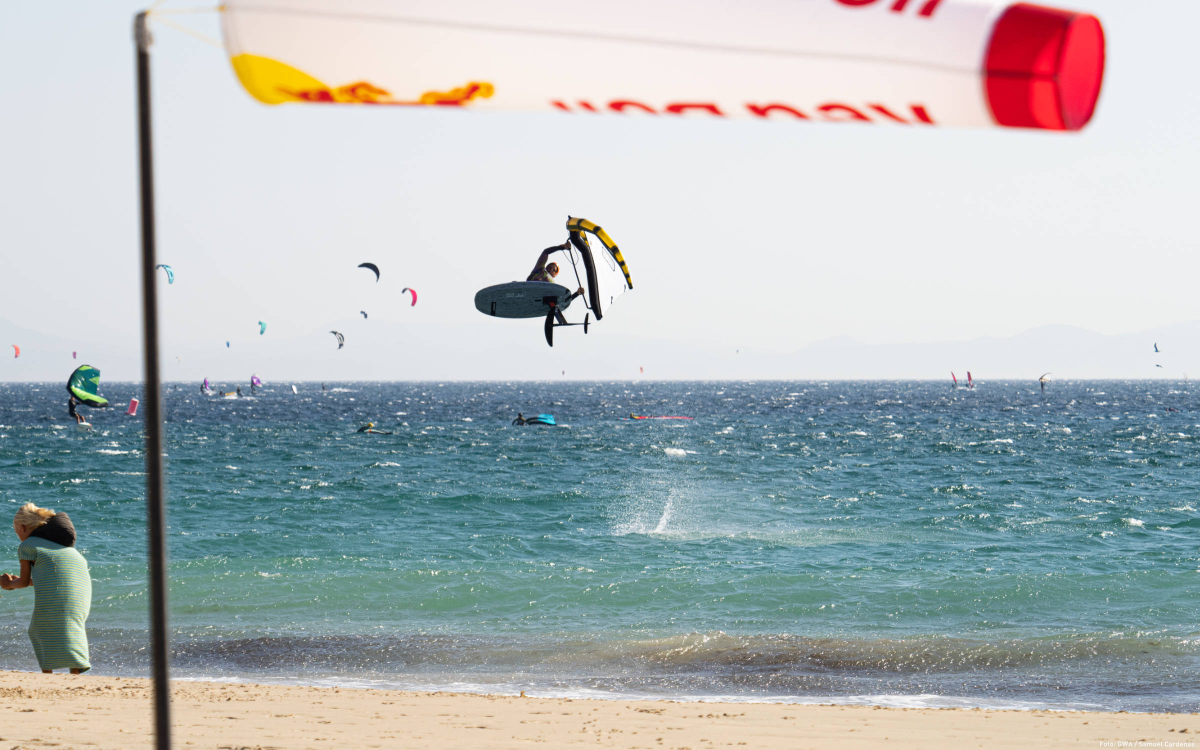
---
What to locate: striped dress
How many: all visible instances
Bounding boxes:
[18,536,92,672]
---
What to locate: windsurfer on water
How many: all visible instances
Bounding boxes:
[528,241,585,297]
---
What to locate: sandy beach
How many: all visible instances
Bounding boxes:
[0,671,1194,750]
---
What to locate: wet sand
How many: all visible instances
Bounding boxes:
[0,670,1195,749]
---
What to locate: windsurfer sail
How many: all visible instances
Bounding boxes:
[951,372,958,389]
[1039,372,1052,393]
[967,372,974,389]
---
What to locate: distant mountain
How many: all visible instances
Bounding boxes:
[0,317,139,382]
[1,316,1195,382]
[775,322,1195,381]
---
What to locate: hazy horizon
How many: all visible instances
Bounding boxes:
[4,1,1199,381]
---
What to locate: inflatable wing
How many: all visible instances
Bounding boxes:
[567,216,631,321]
[221,0,1104,131]
[67,365,109,408]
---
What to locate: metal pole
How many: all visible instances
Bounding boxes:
[135,11,173,750]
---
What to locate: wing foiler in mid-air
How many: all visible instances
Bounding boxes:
[474,217,632,347]
[220,0,1105,133]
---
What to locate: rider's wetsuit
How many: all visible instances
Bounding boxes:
[527,243,571,283]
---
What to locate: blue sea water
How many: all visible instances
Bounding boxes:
[0,380,1197,712]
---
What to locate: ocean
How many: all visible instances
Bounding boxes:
[0,380,1197,712]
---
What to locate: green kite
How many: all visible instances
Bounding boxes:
[66,365,109,408]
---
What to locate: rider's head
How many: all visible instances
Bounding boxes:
[546,263,560,278]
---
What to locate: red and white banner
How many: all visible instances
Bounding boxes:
[222,0,1105,131]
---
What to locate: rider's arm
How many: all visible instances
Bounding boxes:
[527,250,550,280]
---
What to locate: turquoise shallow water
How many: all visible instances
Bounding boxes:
[0,380,1197,711]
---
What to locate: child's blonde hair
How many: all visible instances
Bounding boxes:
[14,503,54,531]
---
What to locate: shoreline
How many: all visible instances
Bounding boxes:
[2,671,1195,749]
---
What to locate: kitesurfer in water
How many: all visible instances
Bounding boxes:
[356,422,375,433]
[67,396,84,425]
[512,413,527,426]
[527,241,585,297]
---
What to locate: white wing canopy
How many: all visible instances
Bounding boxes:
[221,0,1105,131]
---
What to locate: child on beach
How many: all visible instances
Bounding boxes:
[1,504,91,674]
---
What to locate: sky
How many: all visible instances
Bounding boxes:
[2,0,1199,381]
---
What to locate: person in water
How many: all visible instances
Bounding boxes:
[67,396,84,425]
[512,413,526,426]
[236,386,242,397]
[527,241,585,297]
[1,504,91,674]
[356,422,376,433]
